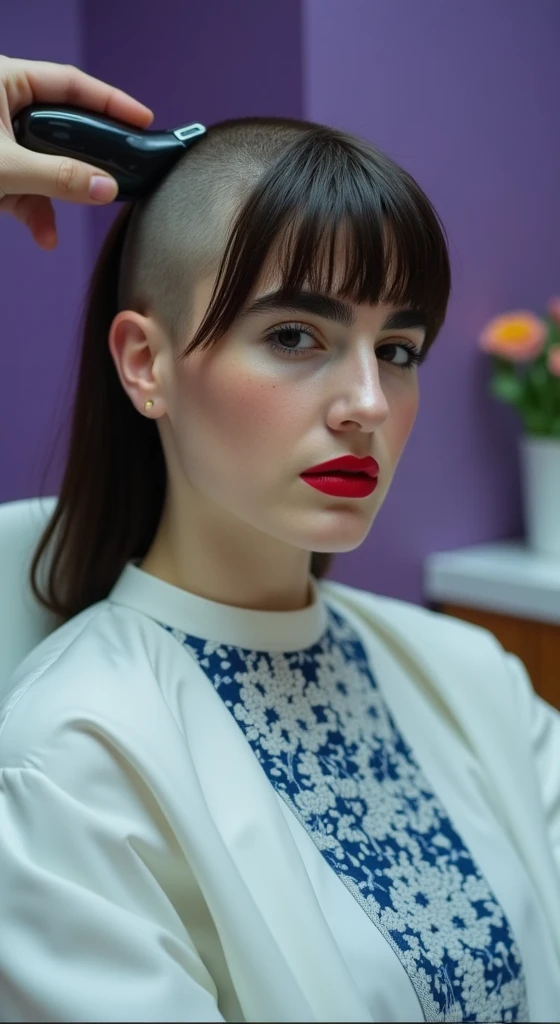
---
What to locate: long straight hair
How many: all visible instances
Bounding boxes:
[30,116,452,626]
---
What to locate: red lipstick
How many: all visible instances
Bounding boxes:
[300,454,379,498]
[302,455,379,477]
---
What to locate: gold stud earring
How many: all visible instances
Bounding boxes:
[144,399,154,411]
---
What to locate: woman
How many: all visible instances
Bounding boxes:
[1,54,559,1023]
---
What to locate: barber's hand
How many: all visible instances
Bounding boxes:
[0,54,154,249]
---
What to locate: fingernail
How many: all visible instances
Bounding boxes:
[42,228,57,249]
[89,175,118,202]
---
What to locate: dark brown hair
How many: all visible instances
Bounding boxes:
[31,115,452,625]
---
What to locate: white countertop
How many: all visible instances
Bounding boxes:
[423,539,560,626]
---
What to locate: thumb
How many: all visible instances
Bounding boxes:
[4,146,118,204]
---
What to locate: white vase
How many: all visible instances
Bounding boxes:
[519,435,560,558]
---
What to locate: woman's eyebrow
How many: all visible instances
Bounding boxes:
[237,290,427,332]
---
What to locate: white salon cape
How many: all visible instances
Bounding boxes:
[1,561,560,1023]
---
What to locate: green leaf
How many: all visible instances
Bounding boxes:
[489,372,524,405]
[523,408,548,433]
[528,364,549,390]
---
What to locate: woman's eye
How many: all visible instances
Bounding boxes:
[264,325,317,357]
[264,324,423,371]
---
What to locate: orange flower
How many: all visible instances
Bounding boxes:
[479,311,547,363]
[547,345,560,378]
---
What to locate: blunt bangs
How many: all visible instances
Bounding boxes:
[177,127,451,362]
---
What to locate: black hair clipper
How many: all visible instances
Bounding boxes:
[12,103,207,200]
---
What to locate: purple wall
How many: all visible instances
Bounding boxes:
[3,0,560,607]
[1,0,89,500]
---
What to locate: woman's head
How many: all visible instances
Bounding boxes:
[31,116,451,622]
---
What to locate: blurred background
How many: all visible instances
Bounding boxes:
[2,0,560,619]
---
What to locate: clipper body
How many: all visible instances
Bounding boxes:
[12,104,206,200]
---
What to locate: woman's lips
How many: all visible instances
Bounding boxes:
[302,455,379,477]
[300,472,378,498]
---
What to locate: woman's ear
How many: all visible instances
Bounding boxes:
[108,311,166,416]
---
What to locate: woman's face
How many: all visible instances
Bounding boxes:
[110,260,426,605]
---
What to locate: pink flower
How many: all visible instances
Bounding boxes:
[479,311,547,363]
[547,345,560,377]
[546,297,560,325]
